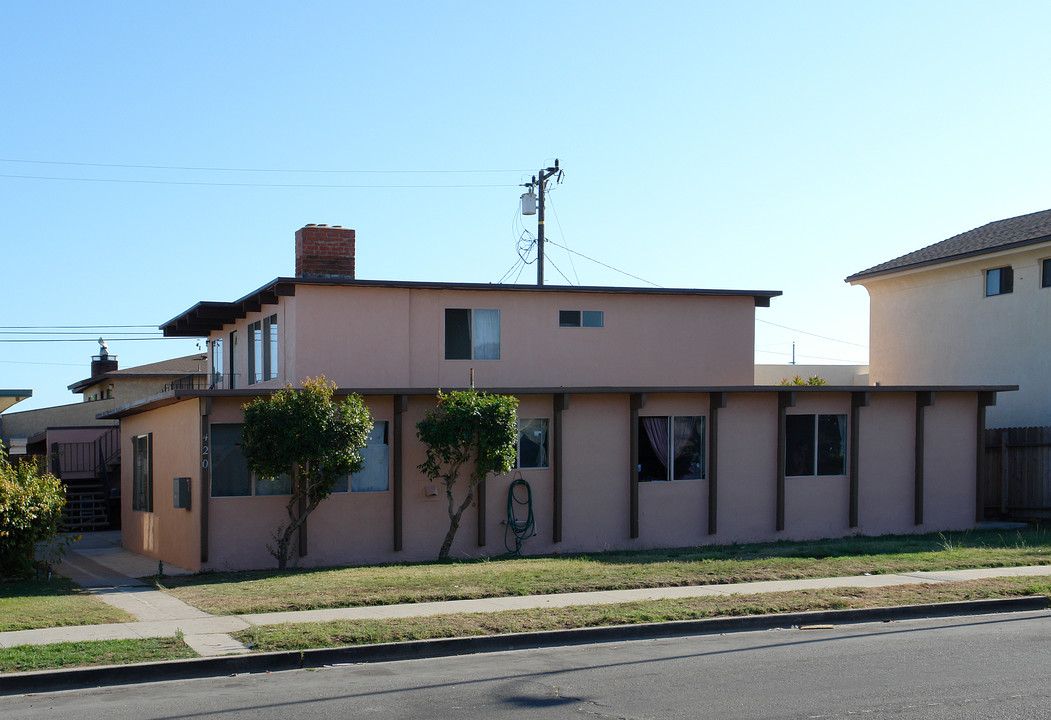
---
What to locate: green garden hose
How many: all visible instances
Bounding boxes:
[504,476,536,556]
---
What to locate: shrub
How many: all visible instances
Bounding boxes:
[0,451,66,579]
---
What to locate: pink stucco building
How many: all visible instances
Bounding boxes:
[105,225,1010,571]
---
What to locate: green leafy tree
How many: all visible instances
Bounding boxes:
[416,390,518,560]
[241,377,373,570]
[0,450,66,579]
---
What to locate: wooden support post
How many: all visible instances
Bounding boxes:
[393,395,407,552]
[553,393,568,543]
[629,393,646,539]
[915,391,934,525]
[777,391,796,532]
[976,391,996,523]
[849,392,869,528]
[708,392,726,535]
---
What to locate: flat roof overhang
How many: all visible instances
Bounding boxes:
[99,384,1017,420]
[160,277,782,338]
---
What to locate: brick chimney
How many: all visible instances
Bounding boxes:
[295,224,356,279]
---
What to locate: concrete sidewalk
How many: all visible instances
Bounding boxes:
[3,534,1049,655]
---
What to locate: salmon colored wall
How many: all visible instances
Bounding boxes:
[130,389,983,571]
[121,400,202,571]
[715,393,779,543]
[267,286,756,390]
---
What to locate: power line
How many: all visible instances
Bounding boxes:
[0,337,180,343]
[545,240,663,288]
[756,348,868,363]
[0,325,156,329]
[0,158,529,174]
[0,173,519,189]
[0,331,160,336]
[755,318,869,348]
[0,359,87,367]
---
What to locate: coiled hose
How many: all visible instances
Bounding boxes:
[504,476,536,556]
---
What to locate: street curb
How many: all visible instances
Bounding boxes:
[2,595,1047,696]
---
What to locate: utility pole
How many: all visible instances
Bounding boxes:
[521,159,561,286]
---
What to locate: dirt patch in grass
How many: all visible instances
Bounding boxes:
[234,575,1051,652]
[158,527,1051,615]
[0,577,132,631]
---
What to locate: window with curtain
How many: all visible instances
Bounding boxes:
[444,308,500,360]
[638,416,705,481]
[516,418,549,469]
[785,414,847,476]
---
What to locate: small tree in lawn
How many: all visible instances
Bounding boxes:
[0,450,67,579]
[241,377,372,570]
[416,390,518,560]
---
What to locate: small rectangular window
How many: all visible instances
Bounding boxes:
[516,418,550,469]
[559,310,581,327]
[1042,258,1051,288]
[582,310,604,327]
[263,314,278,381]
[986,267,1013,296]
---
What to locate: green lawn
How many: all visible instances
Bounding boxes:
[234,575,1051,651]
[0,636,197,673]
[158,526,1051,615]
[0,577,132,632]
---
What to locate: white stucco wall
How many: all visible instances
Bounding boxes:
[854,242,1051,428]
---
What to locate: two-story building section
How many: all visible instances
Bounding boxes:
[847,208,1051,429]
[104,224,1009,571]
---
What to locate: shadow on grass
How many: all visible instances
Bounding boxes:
[0,576,83,600]
[154,524,1051,591]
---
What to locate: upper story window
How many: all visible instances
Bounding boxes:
[558,310,604,328]
[1042,258,1051,288]
[985,266,1013,296]
[211,338,224,388]
[445,308,500,360]
[248,314,279,384]
[229,330,238,389]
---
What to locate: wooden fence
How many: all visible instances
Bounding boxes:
[984,426,1051,519]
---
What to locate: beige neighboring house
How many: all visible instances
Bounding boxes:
[0,350,206,531]
[846,208,1051,429]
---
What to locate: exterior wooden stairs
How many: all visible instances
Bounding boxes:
[51,427,121,533]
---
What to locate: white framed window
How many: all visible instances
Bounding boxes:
[445,308,500,360]
[248,314,279,384]
[210,338,224,388]
[785,414,847,477]
[638,416,705,481]
[516,418,549,469]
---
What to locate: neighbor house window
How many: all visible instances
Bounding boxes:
[445,308,500,360]
[333,421,390,492]
[985,267,1013,296]
[516,418,549,469]
[638,416,705,481]
[265,314,278,381]
[132,434,153,512]
[1042,258,1051,288]
[210,422,293,497]
[785,414,847,477]
[558,310,604,328]
[211,338,223,388]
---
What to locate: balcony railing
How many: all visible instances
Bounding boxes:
[162,373,240,392]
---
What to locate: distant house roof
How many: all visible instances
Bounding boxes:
[846,208,1051,283]
[160,277,783,338]
[68,354,207,393]
[0,389,32,414]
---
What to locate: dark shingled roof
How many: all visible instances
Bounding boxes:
[846,208,1051,282]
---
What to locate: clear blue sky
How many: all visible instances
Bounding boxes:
[4,1,1051,411]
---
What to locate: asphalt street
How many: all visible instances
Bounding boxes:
[4,610,1050,719]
